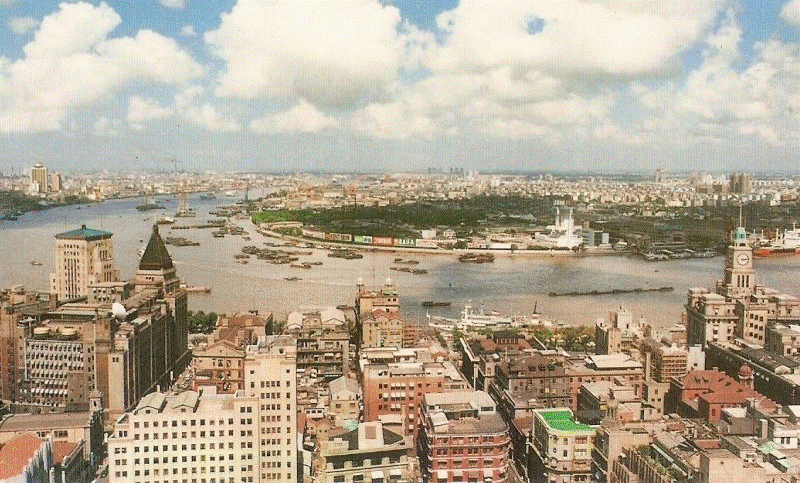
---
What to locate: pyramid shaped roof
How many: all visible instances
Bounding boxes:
[138,224,173,271]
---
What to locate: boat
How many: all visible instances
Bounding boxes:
[186,286,210,293]
[29,260,43,266]
[181,285,211,293]
[284,276,301,281]
[422,301,451,307]
[427,301,520,331]
[753,226,800,257]
[136,196,164,211]
[200,192,217,200]
[458,252,494,263]
[156,216,175,225]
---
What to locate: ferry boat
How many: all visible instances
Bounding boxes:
[426,301,521,331]
[753,226,800,257]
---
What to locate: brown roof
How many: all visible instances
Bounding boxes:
[138,225,173,271]
[0,433,46,479]
[53,441,79,465]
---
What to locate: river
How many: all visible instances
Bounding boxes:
[3,194,800,328]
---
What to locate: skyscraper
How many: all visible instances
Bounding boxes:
[30,163,48,193]
[50,225,120,301]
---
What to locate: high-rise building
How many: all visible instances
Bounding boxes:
[729,172,752,195]
[49,172,62,193]
[15,225,189,416]
[244,335,298,483]
[107,389,261,483]
[50,225,120,301]
[655,168,667,184]
[31,163,48,193]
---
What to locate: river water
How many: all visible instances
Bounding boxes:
[4,195,800,328]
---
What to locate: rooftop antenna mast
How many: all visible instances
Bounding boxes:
[739,203,743,229]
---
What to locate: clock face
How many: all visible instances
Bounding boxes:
[737,253,750,266]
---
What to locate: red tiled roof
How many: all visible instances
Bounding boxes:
[53,441,79,465]
[0,433,46,479]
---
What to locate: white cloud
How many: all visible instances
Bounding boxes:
[206,0,409,106]
[8,16,39,35]
[630,9,800,147]
[94,116,120,137]
[250,99,338,133]
[183,104,240,132]
[0,2,202,133]
[128,96,173,123]
[782,0,800,26]
[429,1,723,79]
[350,100,439,140]
[159,0,185,10]
[180,25,196,37]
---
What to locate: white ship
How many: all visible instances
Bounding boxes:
[426,301,525,331]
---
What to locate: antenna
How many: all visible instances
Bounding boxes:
[739,203,743,229]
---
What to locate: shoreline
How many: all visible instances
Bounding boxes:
[252,224,627,258]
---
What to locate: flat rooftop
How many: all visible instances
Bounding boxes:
[537,409,595,433]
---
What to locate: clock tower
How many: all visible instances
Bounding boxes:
[722,226,755,298]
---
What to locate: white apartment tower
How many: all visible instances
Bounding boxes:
[244,335,298,483]
[50,225,120,301]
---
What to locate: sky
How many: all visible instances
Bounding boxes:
[0,0,799,174]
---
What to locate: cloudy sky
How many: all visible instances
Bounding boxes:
[0,0,799,173]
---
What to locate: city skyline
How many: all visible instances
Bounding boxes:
[0,1,799,173]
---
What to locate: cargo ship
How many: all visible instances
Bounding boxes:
[753,226,800,257]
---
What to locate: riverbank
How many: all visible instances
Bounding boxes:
[253,225,625,258]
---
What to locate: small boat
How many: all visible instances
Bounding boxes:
[29,260,43,266]
[422,301,451,307]
[284,276,301,281]
[181,285,211,293]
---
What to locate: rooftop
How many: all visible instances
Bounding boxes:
[0,433,46,479]
[0,412,92,432]
[138,224,173,271]
[55,224,113,241]
[537,409,595,433]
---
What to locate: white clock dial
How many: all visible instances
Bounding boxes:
[736,253,750,266]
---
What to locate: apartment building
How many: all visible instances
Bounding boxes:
[244,335,298,483]
[362,310,405,349]
[492,352,571,416]
[286,308,349,381]
[417,391,510,483]
[107,389,261,483]
[362,360,468,437]
[564,355,644,411]
[529,408,596,483]
[319,421,411,483]
[639,338,688,383]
